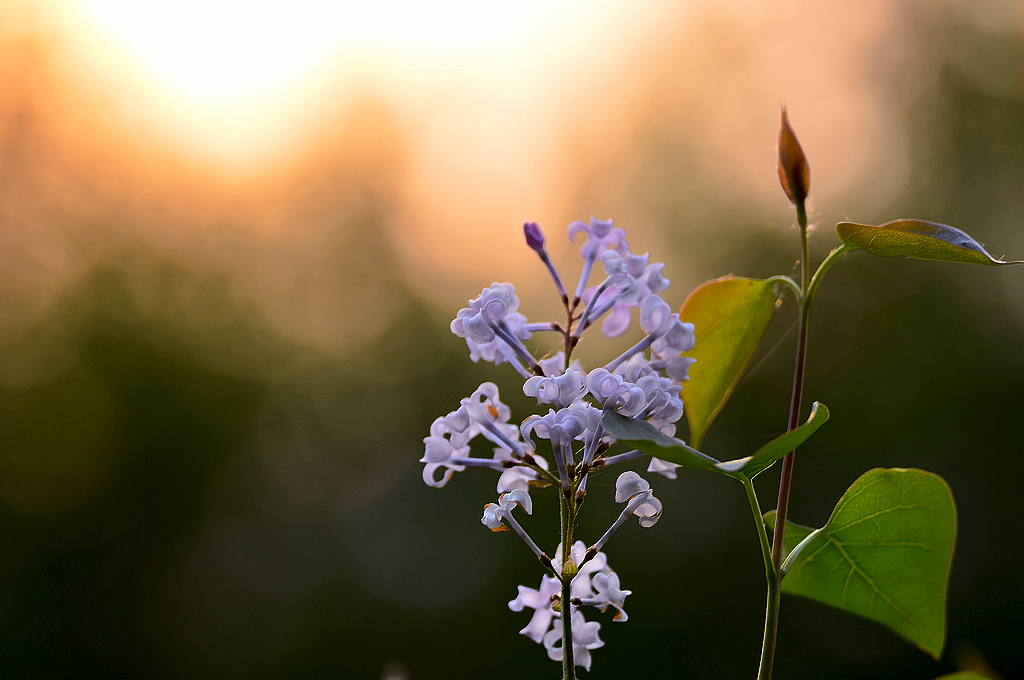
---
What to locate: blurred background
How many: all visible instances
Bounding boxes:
[0,0,1021,678]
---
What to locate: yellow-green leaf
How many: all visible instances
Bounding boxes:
[836,220,1022,265]
[679,276,779,448]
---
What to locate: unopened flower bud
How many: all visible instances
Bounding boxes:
[778,107,810,206]
[524,221,545,252]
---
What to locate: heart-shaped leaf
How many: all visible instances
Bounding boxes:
[679,276,779,448]
[836,220,1022,265]
[779,468,957,659]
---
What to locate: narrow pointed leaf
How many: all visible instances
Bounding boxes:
[717,402,829,477]
[603,404,826,480]
[837,220,1022,265]
[600,412,722,472]
[780,468,957,659]
[679,276,779,448]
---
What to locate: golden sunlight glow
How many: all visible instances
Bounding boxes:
[59,0,617,170]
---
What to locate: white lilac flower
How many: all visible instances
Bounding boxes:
[568,217,627,263]
[537,352,571,377]
[509,575,561,643]
[574,252,643,334]
[568,217,628,301]
[521,403,600,449]
[420,416,470,487]
[510,542,625,670]
[591,472,663,553]
[460,382,510,428]
[421,383,534,487]
[542,610,605,671]
[614,352,658,383]
[639,294,677,336]
[578,251,672,338]
[653,316,695,355]
[450,283,539,374]
[459,383,530,455]
[613,471,663,527]
[481,489,533,530]
[654,353,698,383]
[586,368,646,416]
[482,490,547,560]
[521,403,602,489]
[635,374,684,424]
[523,367,587,408]
[604,295,677,372]
[451,283,521,343]
[650,315,697,383]
[647,456,682,480]
[582,569,632,622]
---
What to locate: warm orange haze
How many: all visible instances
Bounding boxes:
[0,0,1021,678]
[12,0,1005,318]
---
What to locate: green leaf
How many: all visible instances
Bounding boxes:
[934,674,994,680]
[600,411,722,472]
[780,468,957,659]
[678,276,779,448]
[836,220,1022,265]
[716,402,829,478]
[602,404,826,479]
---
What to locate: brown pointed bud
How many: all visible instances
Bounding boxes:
[778,107,810,206]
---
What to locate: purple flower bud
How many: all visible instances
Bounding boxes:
[523,221,545,251]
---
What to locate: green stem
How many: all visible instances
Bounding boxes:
[797,202,809,291]
[559,491,577,680]
[805,243,854,309]
[743,476,779,680]
[743,477,773,581]
[764,275,802,302]
[758,575,782,680]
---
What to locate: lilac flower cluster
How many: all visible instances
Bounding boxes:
[421,218,695,670]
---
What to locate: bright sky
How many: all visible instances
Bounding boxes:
[58,0,639,170]
[65,0,591,97]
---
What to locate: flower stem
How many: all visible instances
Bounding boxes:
[761,199,809,679]
[558,492,577,680]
